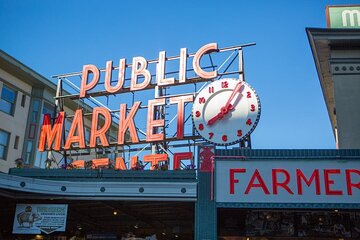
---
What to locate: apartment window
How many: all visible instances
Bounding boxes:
[0,85,17,115]
[0,129,10,159]
[31,100,40,123]
[21,94,26,107]
[25,141,33,164]
[42,101,55,118]
[14,136,19,149]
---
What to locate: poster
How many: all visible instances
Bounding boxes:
[13,204,68,234]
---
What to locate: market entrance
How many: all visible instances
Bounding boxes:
[217,208,360,239]
[0,198,195,240]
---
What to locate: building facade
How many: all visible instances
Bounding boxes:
[0,50,119,173]
[0,5,359,240]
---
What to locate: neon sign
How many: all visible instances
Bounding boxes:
[38,42,257,170]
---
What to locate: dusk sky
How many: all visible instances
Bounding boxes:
[1,0,358,149]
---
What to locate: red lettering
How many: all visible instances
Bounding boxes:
[131,156,139,169]
[143,154,168,170]
[91,158,109,169]
[346,169,360,195]
[146,99,165,142]
[71,160,85,169]
[118,102,140,144]
[64,109,85,150]
[272,169,294,194]
[80,64,100,98]
[245,169,270,195]
[169,95,194,139]
[90,108,111,147]
[324,169,343,195]
[230,168,246,194]
[173,152,193,170]
[115,157,127,170]
[130,57,151,91]
[105,59,125,93]
[192,43,218,79]
[296,169,321,195]
[38,112,64,151]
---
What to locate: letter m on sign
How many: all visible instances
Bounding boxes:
[342,10,360,27]
[38,112,65,151]
[341,10,360,27]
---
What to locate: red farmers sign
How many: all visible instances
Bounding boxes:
[216,160,360,204]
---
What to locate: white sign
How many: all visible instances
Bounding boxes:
[216,160,360,204]
[13,204,68,234]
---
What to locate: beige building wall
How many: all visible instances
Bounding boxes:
[0,69,32,172]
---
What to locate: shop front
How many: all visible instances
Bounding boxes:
[211,149,360,240]
[0,170,196,239]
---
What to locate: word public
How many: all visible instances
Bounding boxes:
[80,42,219,97]
[38,43,219,152]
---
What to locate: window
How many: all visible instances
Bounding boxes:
[25,141,33,164]
[0,85,17,115]
[0,129,10,159]
[21,94,26,107]
[14,136,19,149]
[42,101,55,118]
[31,100,40,123]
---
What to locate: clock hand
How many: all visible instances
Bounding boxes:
[207,81,243,126]
[223,81,243,111]
[207,112,224,126]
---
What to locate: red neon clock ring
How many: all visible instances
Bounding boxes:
[192,78,261,145]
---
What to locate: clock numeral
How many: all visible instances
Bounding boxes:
[250,104,255,112]
[209,132,214,139]
[195,111,201,117]
[198,123,204,131]
[247,91,252,98]
[199,97,206,104]
[208,86,214,93]
[246,119,252,126]
[221,81,229,88]
[237,130,243,137]
[222,135,228,142]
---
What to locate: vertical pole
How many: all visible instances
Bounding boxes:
[47,78,63,165]
[238,48,252,148]
[152,86,160,154]
[238,48,244,82]
[57,79,67,166]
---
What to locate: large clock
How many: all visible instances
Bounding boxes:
[192,78,261,145]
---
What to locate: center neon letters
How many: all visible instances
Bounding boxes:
[80,43,218,97]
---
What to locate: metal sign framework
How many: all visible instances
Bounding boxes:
[50,43,256,167]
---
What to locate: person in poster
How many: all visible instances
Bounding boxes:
[16,206,42,228]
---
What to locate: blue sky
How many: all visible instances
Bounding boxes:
[1,0,358,150]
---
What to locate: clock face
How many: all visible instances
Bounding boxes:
[192,78,261,145]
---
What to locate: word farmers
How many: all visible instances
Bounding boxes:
[80,43,219,97]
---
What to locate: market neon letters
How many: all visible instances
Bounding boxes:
[229,168,360,196]
[79,43,218,97]
[38,96,192,151]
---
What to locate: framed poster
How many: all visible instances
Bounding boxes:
[13,204,68,234]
